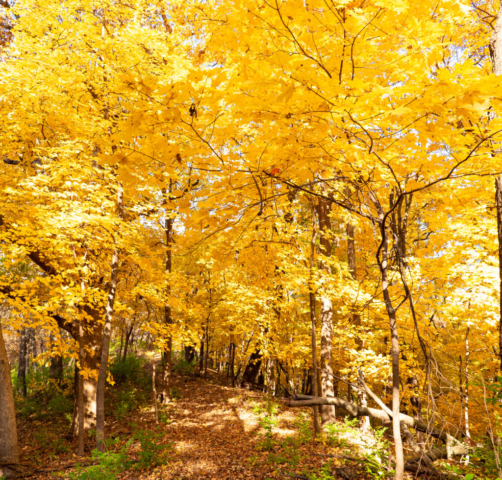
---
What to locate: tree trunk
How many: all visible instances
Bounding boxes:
[316,196,336,425]
[70,308,103,439]
[378,216,404,480]
[95,244,120,451]
[49,333,63,383]
[29,328,37,371]
[464,327,470,439]
[241,349,263,389]
[184,345,195,363]
[122,325,133,361]
[497,176,502,371]
[204,323,209,379]
[346,222,370,433]
[0,321,19,479]
[77,322,85,456]
[310,217,321,435]
[160,183,174,405]
[230,343,236,388]
[490,0,502,373]
[199,336,204,372]
[266,357,275,395]
[17,327,27,397]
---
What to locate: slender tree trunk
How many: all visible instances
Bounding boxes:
[465,327,470,439]
[122,325,133,361]
[17,327,27,397]
[378,216,404,480]
[496,177,502,371]
[161,181,174,404]
[77,322,85,456]
[267,357,275,395]
[347,222,370,433]
[316,196,336,425]
[230,342,236,388]
[29,328,37,371]
[204,323,209,379]
[310,216,321,435]
[95,244,120,451]
[199,336,205,373]
[49,333,63,383]
[0,321,19,479]
[118,327,124,360]
[490,0,502,373]
[153,363,158,424]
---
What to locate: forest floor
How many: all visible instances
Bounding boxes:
[14,360,442,480]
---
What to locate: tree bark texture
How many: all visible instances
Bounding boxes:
[95,244,120,451]
[490,0,502,373]
[161,184,174,405]
[49,333,63,383]
[310,218,321,435]
[316,196,336,425]
[241,349,263,388]
[70,311,102,438]
[496,176,502,371]
[346,222,370,433]
[17,327,27,397]
[0,321,19,479]
[379,227,404,480]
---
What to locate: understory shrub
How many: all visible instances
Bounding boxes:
[110,353,149,388]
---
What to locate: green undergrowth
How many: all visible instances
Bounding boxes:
[251,399,395,480]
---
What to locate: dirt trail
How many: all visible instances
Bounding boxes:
[154,374,280,479]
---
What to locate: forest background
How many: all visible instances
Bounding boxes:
[1,0,502,479]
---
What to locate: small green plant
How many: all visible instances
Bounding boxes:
[323,416,358,448]
[114,387,140,420]
[133,428,171,468]
[308,460,336,480]
[471,441,502,478]
[363,427,391,479]
[110,354,149,389]
[169,386,182,400]
[68,445,132,480]
[173,358,196,376]
[324,422,346,447]
[159,408,172,425]
[253,399,279,451]
[295,412,312,444]
[48,393,73,414]
[363,453,389,479]
[269,436,302,467]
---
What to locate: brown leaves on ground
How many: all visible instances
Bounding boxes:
[19,370,392,480]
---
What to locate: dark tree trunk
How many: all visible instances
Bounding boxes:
[0,322,19,479]
[49,333,63,383]
[241,349,262,389]
[160,181,174,405]
[199,337,204,372]
[49,354,63,383]
[347,222,370,432]
[229,343,236,387]
[496,176,502,371]
[315,196,336,425]
[184,345,196,363]
[17,327,27,397]
[95,243,120,451]
[122,325,133,361]
[489,0,502,374]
